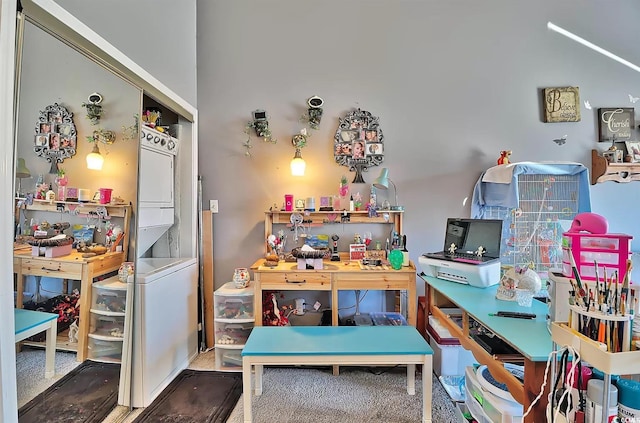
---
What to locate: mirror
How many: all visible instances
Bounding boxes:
[11,2,198,420]
[14,15,141,415]
[334,108,385,183]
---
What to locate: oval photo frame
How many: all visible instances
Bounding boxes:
[34,103,77,173]
[334,108,384,183]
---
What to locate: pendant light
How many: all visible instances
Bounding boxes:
[290,129,308,176]
[86,143,104,170]
[290,148,306,176]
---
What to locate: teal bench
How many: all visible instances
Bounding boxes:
[241,326,433,423]
[15,308,58,378]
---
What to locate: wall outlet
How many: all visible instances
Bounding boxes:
[209,199,218,213]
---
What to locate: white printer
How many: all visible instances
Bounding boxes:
[419,218,502,288]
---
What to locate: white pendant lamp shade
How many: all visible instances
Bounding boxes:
[86,143,104,170]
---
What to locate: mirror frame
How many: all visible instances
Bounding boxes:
[1,0,198,417]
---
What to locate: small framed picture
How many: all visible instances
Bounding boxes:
[39,122,53,133]
[56,123,72,137]
[61,136,74,148]
[367,143,383,155]
[598,108,634,141]
[319,196,332,210]
[603,149,623,163]
[35,133,49,146]
[364,129,378,142]
[352,141,366,159]
[335,142,351,156]
[48,112,62,123]
[295,198,305,210]
[49,133,60,150]
[625,141,640,162]
[340,129,360,142]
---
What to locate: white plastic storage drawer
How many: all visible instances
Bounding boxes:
[465,366,523,423]
[214,348,243,371]
[215,281,254,320]
[92,277,127,313]
[90,314,125,338]
[87,335,123,362]
[215,321,253,346]
[456,401,486,423]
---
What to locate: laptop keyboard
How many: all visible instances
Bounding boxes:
[422,252,496,264]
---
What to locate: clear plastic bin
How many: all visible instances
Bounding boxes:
[87,336,123,362]
[214,321,253,345]
[214,347,243,371]
[90,314,125,338]
[214,282,254,320]
[91,277,127,313]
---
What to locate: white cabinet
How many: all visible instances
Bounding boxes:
[87,276,129,363]
[214,281,254,371]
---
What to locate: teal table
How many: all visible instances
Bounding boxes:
[242,326,433,423]
[421,275,553,423]
[15,308,58,378]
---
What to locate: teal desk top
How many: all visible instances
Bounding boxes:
[243,326,432,356]
[421,275,553,362]
[14,308,57,336]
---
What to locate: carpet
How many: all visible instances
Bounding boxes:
[225,366,459,423]
[18,360,120,423]
[133,369,242,423]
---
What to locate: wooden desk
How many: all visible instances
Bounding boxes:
[14,250,126,362]
[242,326,433,423]
[421,275,552,423]
[250,255,417,327]
[14,309,58,378]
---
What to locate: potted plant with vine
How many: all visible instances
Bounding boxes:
[55,168,68,187]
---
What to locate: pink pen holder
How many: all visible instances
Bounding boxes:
[99,188,113,204]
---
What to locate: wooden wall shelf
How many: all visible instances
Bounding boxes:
[591,149,640,184]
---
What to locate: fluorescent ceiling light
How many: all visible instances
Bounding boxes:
[547,22,640,74]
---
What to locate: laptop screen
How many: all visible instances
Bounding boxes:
[443,218,502,258]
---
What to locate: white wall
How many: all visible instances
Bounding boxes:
[194,0,640,295]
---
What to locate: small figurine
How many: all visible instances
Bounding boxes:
[448,243,457,255]
[497,150,512,165]
[476,246,486,257]
[68,319,79,344]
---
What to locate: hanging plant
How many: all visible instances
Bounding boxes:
[81,92,104,125]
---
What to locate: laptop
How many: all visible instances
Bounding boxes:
[422,218,503,265]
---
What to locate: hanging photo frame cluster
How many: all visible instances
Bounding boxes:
[34,103,77,173]
[334,108,384,183]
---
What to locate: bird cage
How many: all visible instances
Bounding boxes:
[472,164,591,277]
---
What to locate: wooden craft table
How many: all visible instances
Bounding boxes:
[242,326,433,423]
[13,249,126,361]
[422,275,553,423]
[250,254,417,328]
[14,308,58,378]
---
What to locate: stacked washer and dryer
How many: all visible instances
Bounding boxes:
[126,125,198,407]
